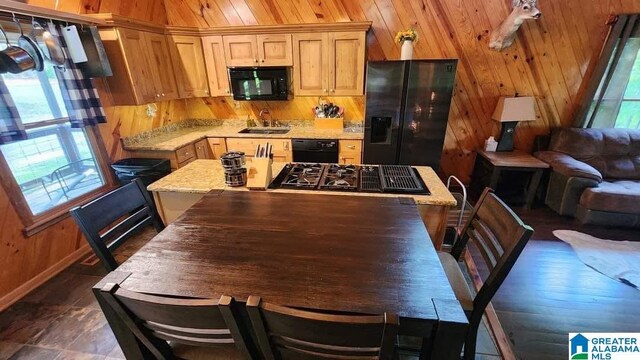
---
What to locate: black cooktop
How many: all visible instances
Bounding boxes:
[269,163,430,195]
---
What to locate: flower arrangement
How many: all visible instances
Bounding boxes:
[395,28,418,44]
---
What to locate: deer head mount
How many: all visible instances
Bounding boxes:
[489,0,541,51]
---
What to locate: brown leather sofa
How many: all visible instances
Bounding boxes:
[535,128,640,227]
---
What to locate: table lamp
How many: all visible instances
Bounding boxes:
[492,96,536,152]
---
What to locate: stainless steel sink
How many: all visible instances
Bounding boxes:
[238,127,290,135]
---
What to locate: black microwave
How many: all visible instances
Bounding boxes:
[228,67,289,101]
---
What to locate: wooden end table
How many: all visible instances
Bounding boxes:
[470,150,549,209]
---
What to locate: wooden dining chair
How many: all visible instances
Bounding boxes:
[70,178,165,271]
[100,283,257,360]
[438,187,533,360]
[246,296,399,360]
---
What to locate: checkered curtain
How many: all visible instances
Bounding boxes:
[0,77,27,144]
[53,24,106,128]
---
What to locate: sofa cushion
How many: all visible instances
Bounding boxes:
[549,128,640,180]
[579,180,640,214]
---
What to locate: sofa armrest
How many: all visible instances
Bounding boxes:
[535,151,603,183]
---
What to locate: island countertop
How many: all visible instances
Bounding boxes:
[147,159,457,207]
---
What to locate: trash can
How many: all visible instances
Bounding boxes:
[111,158,171,188]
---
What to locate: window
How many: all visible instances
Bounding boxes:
[0,60,107,219]
[580,16,640,129]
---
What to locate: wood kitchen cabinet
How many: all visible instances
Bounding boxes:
[194,139,211,159]
[207,138,228,159]
[169,35,210,98]
[226,138,292,162]
[144,32,179,101]
[100,28,156,105]
[223,34,292,67]
[292,32,366,96]
[339,140,362,165]
[201,36,231,97]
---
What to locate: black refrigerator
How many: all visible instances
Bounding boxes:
[363,60,457,170]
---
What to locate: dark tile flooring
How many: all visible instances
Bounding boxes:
[0,229,156,360]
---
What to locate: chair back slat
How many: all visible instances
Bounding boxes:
[77,180,151,234]
[70,178,164,271]
[247,296,398,360]
[101,283,256,359]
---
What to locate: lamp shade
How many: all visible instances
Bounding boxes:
[492,97,536,122]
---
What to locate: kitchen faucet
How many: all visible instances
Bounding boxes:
[259,109,275,127]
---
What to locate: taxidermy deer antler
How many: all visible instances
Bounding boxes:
[489,0,541,51]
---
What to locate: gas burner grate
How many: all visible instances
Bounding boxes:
[360,166,382,192]
[379,165,427,193]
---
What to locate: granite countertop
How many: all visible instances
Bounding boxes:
[122,119,364,152]
[147,159,457,207]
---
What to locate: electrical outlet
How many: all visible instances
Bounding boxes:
[147,104,157,118]
[234,101,241,109]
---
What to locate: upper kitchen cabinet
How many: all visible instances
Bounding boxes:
[328,32,366,96]
[169,35,211,98]
[257,34,292,66]
[293,31,366,96]
[99,28,156,105]
[292,33,327,96]
[144,32,179,101]
[202,36,231,96]
[223,34,292,67]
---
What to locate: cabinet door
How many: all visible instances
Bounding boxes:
[194,139,211,159]
[207,138,228,159]
[117,28,155,104]
[339,140,362,165]
[223,35,258,67]
[328,32,366,96]
[257,34,292,66]
[169,35,210,98]
[144,32,179,101]
[202,36,231,97]
[292,33,328,96]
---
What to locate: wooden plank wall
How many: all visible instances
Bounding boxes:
[158,0,640,182]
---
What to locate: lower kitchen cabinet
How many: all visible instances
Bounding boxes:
[126,143,197,170]
[207,138,228,159]
[194,139,211,159]
[225,138,292,162]
[338,140,362,165]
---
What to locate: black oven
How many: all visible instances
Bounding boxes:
[229,67,289,101]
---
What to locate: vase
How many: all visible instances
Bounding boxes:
[400,40,413,60]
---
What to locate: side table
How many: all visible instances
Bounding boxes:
[470,150,550,209]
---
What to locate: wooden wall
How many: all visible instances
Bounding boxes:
[158,0,640,181]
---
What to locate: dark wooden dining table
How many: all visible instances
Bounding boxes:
[93,190,468,359]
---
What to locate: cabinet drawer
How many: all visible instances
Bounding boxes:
[176,144,196,164]
[340,140,362,153]
[177,156,196,168]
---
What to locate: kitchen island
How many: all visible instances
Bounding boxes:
[148,159,457,249]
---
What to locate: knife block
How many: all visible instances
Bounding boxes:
[246,157,273,190]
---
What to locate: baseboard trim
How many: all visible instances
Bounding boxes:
[0,245,93,312]
[464,251,516,360]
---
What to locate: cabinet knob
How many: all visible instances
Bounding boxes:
[161,93,165,97]
[156,94,160,98]
[254,59,258,63]
[330,89,334,93]
[347,145,355,149]
[261,59,265,62]
[225,90,229,94]
[323,89,327,92]
[205,90,209,94]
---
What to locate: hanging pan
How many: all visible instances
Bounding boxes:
[42,21,65,66]
[15,18,44,71]
[0,24,35,74]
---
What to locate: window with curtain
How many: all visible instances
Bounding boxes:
[0,21,109,227]
[578,15,640,129]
